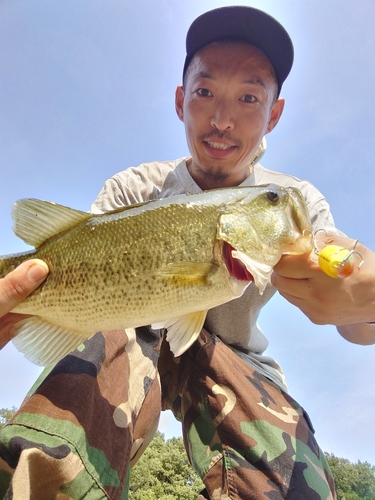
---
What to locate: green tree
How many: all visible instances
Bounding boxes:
[326,453,375,500]
[129,432,204,500]
[3,408,375,499]
[0,407,16,430]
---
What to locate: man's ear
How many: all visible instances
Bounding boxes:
[175,85,184,122]
[266,97,285,134]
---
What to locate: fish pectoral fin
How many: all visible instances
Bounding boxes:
[152,310,207,357]
[231,250,273,294]
[158,262,218,285]
[12,199,91,248]
[12,316,89,366]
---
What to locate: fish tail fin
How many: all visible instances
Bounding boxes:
[0,253,28,280]
[0,255,9,279]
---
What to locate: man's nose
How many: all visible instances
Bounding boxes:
[210,101,234,131]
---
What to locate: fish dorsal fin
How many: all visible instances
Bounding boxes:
[12,316,88,366]
[152,310,207,357]
[12,199,91,248]
[158,262,218,285]
[231,249,273,294]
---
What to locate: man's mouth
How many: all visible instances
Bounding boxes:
[206,141,234,150]
[203,141,237,158]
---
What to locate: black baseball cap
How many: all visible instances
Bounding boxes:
[183,6,294,93]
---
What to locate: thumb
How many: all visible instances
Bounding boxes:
[0,259,49,317]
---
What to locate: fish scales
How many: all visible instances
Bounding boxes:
[0,184,313,364]
[3,203,221,325]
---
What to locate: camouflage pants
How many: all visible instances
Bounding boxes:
[0,328,336,499]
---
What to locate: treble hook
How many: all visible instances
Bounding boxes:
[304,229,364,279]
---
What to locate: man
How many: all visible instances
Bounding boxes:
[0,260,48,349]
[1,6,375,499]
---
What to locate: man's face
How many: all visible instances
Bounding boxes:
[176,41,285,189]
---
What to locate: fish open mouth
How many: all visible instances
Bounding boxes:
[222,242,254,282]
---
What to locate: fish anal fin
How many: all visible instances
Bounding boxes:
[158,262,218,285]
[12,316,88,366]
[12,199,91,248]
[152,310,207,357]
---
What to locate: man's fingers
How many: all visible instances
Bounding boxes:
[0,259,49,317]
[0,260,48,350]
[0,313,33,349]
[272,253,317,281]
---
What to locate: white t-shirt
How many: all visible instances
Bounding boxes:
[91,158,338,391]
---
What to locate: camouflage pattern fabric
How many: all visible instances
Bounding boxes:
[161,329,336,499]
[0,328,163,499]
[0,328,336,499]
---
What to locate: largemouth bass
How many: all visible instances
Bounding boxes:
[0,184,313,365]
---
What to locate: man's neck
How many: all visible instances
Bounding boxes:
[186,158,253,190]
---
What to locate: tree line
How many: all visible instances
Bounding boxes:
[1,408,374,499]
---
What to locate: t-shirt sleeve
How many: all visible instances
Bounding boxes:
[90,160,181,214]
[297,181,344,235]
[90,166,159,214]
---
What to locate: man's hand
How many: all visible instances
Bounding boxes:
[271,233,375,328]
[0,260,49,349]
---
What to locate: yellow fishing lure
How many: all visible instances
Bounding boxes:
[316,239,364,279]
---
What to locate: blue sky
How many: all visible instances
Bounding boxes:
[0,0,374,465]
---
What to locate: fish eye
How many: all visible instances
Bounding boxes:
[266,191,279,203]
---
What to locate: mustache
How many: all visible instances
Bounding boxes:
[199,130,242,147]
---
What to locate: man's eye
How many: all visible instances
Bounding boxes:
[197,88,212,97]
[240,94,256,103]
